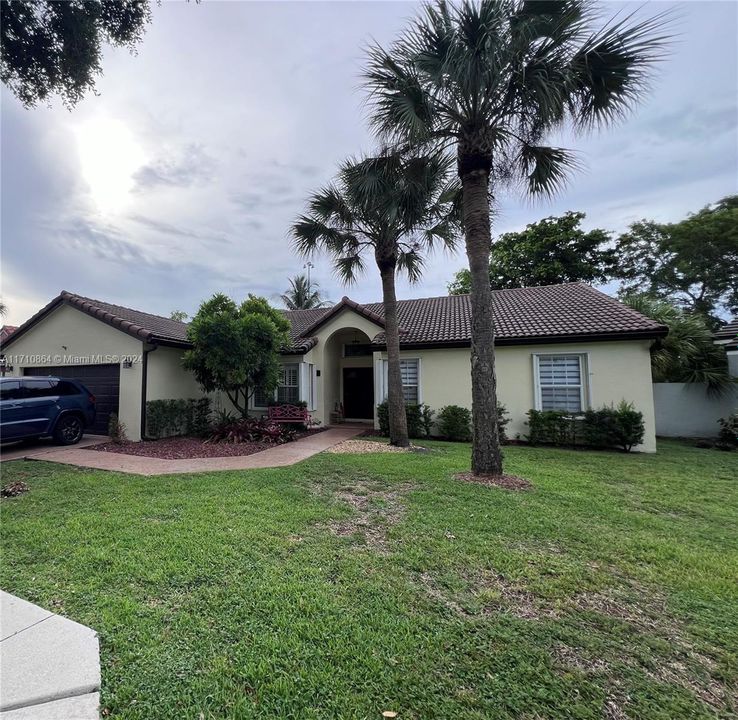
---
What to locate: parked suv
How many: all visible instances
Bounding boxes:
[0,376,96,445]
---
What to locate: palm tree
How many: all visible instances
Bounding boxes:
[364,0,670,475]
[624,294,734,396]
[292,152,458,447]
[280,274,330,310]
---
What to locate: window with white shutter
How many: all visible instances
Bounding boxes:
[534,354,586,413]
[400,359,419,404]
[277,363,300,404]
[253,363,301,407]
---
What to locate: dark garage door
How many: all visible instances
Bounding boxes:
[23,364,120,436]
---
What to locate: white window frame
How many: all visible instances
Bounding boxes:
[382,357,422,405]
[276,363,300,404]
[251,362,301,409]
[532,353,589,413]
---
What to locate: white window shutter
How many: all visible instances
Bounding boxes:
[299,362,310,404]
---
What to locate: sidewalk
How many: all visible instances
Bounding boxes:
[0,592,100,719]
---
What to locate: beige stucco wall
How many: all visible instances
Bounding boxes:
[3,304,145,440]
[373,339,657,452]
[146,346,203,401]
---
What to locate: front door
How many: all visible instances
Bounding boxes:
[343,367,374,420]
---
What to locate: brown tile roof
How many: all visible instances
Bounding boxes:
[3,291,191,348]
[0,325,18,344]
[366,283,667,346]
[4,283,666,355]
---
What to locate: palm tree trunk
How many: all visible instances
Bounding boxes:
[378,259,410,447]
[461,167,502,475]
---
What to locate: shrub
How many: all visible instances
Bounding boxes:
[108,413,128,444]
[437,405,472,442]
[527,401,645,452]
[376,401,429,438]
[146,398,212,439]
[717,413,738,449]
[497,403,511,444]
[420,404,435,437]
[188,398,212,437]
[609,401,645,452]
[526,410,579,446]
[208,416,297,445]
[405,403,423,438]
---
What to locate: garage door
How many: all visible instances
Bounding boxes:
[23,364,120,436]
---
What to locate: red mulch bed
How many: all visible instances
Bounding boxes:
[89,429,326,460]
[453,472,532,491]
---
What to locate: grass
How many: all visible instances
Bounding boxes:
[1,439,736,719]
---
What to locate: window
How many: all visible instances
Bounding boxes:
[277,363,299,404]
[253,386,272,408]
[400,359,420,404]
[253,363,301,407]
[54,380,82,396]
[0,380,21,401]
[23,379,53,398]
[383,358,420,404]
[344,343,372,357]
[535,354,586,413]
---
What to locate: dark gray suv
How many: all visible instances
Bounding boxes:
[0,376,97,445]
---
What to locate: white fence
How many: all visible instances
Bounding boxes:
[653,383,738,438]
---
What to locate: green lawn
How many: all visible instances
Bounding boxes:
[1,440,736,719]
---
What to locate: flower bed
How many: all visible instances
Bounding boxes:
[90,428,326,460]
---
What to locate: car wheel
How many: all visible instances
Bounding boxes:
[54,415,84,445]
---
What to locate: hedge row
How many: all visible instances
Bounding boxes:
[526,401,644,452]
[145,398,212,439]
[376,401,510,442]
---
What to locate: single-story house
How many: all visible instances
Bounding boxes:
[1,283,667,450]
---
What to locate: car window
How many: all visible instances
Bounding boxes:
[55,380,81,396]
[23,379,54,398]
[0,380,22,401]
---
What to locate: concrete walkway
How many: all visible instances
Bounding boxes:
[0,592,100,719]
[18,427,364,476]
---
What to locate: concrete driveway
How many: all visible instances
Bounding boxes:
[0,436,108,463]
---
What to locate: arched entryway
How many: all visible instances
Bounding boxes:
[323,327,375,422]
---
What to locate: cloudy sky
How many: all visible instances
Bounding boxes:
[1,0,736,326]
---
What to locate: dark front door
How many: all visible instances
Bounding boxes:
[343,367,374,420]
[24,364,120,435]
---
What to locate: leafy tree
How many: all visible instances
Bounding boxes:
[280,274,330,310]
[364,0,670,474]
[169,310,188,322]
[624,294,733,396]
[182,294,290,417]
[448,211,615,294]
[615,196,738,324]
[292,152,458,447]
[1,0,151,108]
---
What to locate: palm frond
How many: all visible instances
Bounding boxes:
[397,248,426,284]
[566,9,674,129]
[519,144,580,196]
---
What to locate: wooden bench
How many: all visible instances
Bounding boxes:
[267,404,311,424]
